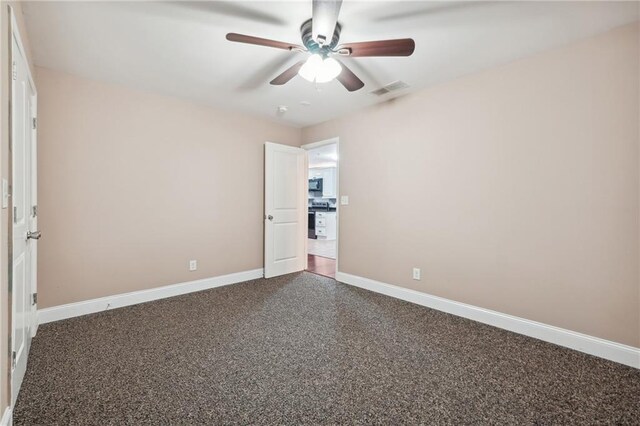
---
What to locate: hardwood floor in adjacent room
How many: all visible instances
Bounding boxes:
[307,254,336,278]
[307,238,336,259]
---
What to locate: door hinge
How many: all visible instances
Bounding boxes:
[12,61,16,81]
[13,206,17,223]
[32,205,37,217]
[11,351,16,369]
[32,117,37,130]
[32,293,37,305]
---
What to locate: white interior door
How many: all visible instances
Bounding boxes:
[264,142,306,278]
[11,15,38,405]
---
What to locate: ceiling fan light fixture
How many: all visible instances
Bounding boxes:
[298,54,342,83]
[227,0,416,92]
[298,54,323,82]
[315,57,342,83]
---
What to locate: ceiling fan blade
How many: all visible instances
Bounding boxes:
[337,39,416,57]
[312,0,343,45]
[270,60,307,85]
[334,59,364,92]
[238,53,299,91]
[226,33,304,51]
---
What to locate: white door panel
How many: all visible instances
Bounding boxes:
[11,14,37,405]
[265,143,306,278]
[274,223,299,261]
[274,153,299,209]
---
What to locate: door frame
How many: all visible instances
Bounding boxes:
[301,137,340,275]
[9,4,38,405]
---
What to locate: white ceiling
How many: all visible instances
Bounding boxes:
[23,1,639,127]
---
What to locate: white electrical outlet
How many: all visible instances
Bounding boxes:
[340,195,349,205]
[413,268,421,280]
[189,260,197,271]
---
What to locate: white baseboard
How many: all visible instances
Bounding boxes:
[38,268,264,325]
[335,272,640,369]
[36,268,640,368]
[1,407,12,426]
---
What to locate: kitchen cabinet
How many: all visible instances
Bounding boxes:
[309,167,337,198]
[322,168,336,198]
[315,211,336,240]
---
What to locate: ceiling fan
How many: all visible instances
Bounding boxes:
[226,0,415,92]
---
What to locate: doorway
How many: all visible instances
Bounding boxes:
[303,139,338,279]
[262,139,339,280]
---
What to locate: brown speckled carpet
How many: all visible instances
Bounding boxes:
[14,272,640,424]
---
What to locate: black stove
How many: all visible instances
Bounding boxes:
[310,200,331,211]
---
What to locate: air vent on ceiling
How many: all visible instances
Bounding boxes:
[370,80,410,96]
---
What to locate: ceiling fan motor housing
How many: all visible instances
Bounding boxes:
[300,19,341,56]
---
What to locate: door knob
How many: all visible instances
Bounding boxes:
[26,230,41,240]
[267,215,273,221]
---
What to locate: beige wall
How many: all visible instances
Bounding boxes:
[0,1,35,414]
[36,67,301,308]
[303,23,640,347]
